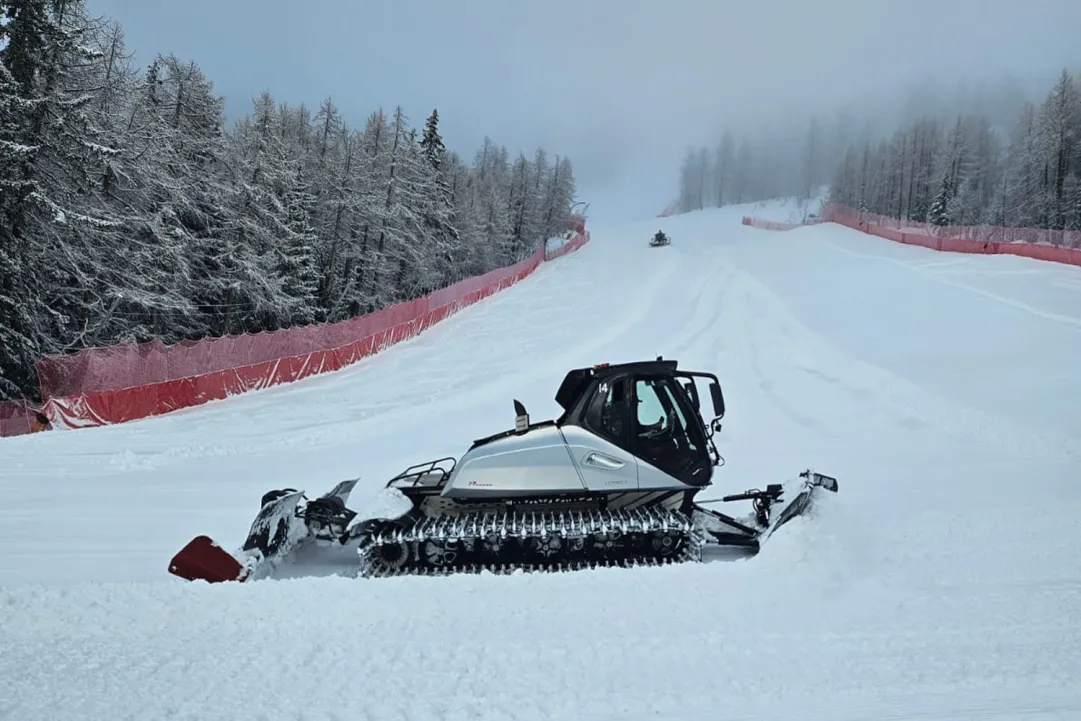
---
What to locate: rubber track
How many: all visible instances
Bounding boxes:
[356,506,707,578]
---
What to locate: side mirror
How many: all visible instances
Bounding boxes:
[709,381,725,419]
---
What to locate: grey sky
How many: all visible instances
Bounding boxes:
[89,0,1081,221]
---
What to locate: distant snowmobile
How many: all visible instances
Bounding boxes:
[168,358,838,584]
[650,230,671,247]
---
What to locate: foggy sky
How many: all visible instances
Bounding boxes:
[88,0,1081,221]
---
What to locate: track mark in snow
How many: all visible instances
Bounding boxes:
[727,279,822,432]
[715,264,1068,463]
[822,235,1081,330]
[239,245,685,455]
[4,202,1081,721]
[652,253,732,360]
[4,567,1080,721]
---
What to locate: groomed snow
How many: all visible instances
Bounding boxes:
[3,198,1081,720]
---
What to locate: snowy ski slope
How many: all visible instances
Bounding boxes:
[3,198,1081,720]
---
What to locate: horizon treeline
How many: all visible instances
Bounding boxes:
[674,68,1081,231]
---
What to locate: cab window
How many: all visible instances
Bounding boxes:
[634,377,703,478]
[581,377,629,449]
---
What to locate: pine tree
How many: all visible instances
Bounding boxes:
[416,107,457,264]
[0,54,44,397]
[279,170,320,324]
[1036,70,1080,229]
[928,174,953,226]
[419,109,445,172]
[0,3,583,400]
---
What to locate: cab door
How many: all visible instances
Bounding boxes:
[629,374,713,488]
[565,375,640,492]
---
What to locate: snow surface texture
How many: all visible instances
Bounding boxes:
[3,198,1081,720]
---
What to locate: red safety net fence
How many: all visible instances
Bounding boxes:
[741,217,819,231]
[23,226,590,433]
[567,213,587,236]
[0,399,39,437]
[742,204,1081,268]
[545,220,591,261]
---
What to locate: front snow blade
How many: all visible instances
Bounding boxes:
[168,535,246,583]
[240,490,307,558]
[168,480,362,584]
[759,469,838,544]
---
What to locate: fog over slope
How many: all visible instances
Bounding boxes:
[83,0,1081,219]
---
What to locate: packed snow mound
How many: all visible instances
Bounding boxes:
[738,190,828,223]
[751,489,875,584]
[4,199,1081,720]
